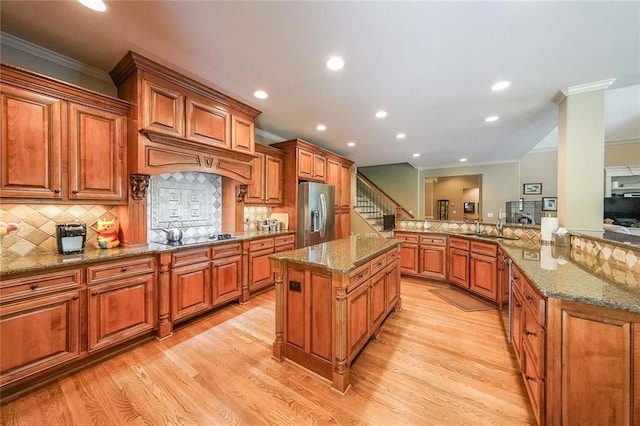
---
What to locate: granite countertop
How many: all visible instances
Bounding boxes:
[0,230,295,277]
[270,235,402,273]
[394,229,640,314]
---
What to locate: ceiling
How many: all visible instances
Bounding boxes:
[1,1,639,168]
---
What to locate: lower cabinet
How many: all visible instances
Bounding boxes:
[211,254,242,305]
[170,248,212,323]
[419,245,447,280]
[386,260,400,312]
[369,269,387,331]
[546,299,639,426]
[395,232,419,275]
[469,252,497,300]
[448,247,469,288]
[347,278,370,361]
[0,290,81,387]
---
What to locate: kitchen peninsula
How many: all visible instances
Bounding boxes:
[270,236,402,393]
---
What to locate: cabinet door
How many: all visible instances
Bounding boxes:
[340,164,351,209]
[142,79,184,137]
[369,270,387,331]
[469,252,497,300]
[297,148,314,180]
[335,210,350,239]
[419,245,447,280]
[448,248,469,288]
[264,154,283,205]
[0,86,63,199]
[313,154,326,181]
[88,274,155,352]
[347,283,369,361]
[0,290,80,386]
[249,247,274,292]
[521,340,544,425]
[68,103,126,201]
[245,151,265,204]
[327,159,341,209]
[171,262,211,322]
[386,261,400,313]
[231,114,254,154]
[399,243,419,275]
[185,98,231,148]
[556,305,634,425]
[211,254,242,305]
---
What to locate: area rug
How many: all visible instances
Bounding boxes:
[429,288,494,312]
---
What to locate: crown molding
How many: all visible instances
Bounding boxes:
[1,31,112,82]
[417,158,519,171]
[554,78,616,104]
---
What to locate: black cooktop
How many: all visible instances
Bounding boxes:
[155,234,236,246]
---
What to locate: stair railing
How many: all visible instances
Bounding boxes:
[356,172,415,225]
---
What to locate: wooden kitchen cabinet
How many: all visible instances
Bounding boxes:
[347,280,370,361]
[386,260,400,313]
[68,103,126,201]
[297,147,326,182]
[419,235,447,280]
[231,113,255,154]
[1,64,129,203]
[448,248,469,288]
[469,252,498,300]
[0,289,81,387]
[185,96,231,148]
[248,237,275,293]
[86,256,155,352]
[211,242,243,306]
[327,157,353,238]
[142,77,185,138]
[395,232,419,275]
[245,144,284,205]
[546,299,638,426]
[0,85,62,199]
[170,248,212,323]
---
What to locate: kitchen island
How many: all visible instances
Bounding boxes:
[270,236,402,393]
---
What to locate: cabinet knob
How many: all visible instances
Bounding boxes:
[525,330,535,336]
[525,375,535,382]
[30,283,39,290]
[121,267,128,273]
[72,190,79,194]
[526,295,532,301]
[515,302,522,307]
[53,189,61,194]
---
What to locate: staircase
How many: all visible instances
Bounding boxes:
[354,172,414,238]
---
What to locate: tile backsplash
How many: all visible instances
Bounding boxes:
[0,204,120,256]
[147,172,222,242]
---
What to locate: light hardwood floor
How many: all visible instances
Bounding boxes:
[1,279,535,425]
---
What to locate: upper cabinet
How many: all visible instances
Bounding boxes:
[0,64,129,204]
[297,147,326,182]
[245,144,284,205]
[110,52,261,183]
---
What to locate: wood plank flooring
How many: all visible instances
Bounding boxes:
[1,279,535,425]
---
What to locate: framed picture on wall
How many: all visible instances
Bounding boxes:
[523,183,542,195]
[542,197,557,211]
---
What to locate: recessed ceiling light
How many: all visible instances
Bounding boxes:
[253,90,268,99]
[485,116,499,122]
[316,124,327,131]
[460,158,468,162]
[326,57,344,71]
[396,133,406,139]
[347,142,356,147]
[78,0,107,12]
[491,81,510,91]
[412,153,420,158]
[375,111,387,118]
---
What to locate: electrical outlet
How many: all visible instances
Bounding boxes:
[487,212,494,218]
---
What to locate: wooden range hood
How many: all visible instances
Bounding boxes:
[110,51,261,183]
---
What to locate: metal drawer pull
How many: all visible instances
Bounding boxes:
[526,295,532,301]
[525,375,535,381]
[30,283,38,290]
[525,330,535,336]
[121,267,128,272]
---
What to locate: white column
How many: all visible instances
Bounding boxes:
[556,79,614,237]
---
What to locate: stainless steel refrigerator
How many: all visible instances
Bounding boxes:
[297,182,335,248]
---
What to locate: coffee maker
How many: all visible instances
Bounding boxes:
[56,223,87,254]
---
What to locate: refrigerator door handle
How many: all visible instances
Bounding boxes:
[319,193,327,238]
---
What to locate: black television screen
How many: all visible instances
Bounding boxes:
[604,197,640,226]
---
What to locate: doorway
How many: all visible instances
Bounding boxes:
[424,175,482,221]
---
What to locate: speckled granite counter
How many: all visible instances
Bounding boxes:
[394,229,640,314]
[269,235,402,273]
[0,230,295,277]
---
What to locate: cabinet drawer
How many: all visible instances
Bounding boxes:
[211,242,242,259]
[523,280,546,326]
[370,253,387,275]
[0,269,82,302]
[511,265,525,294]
[449,237,470,250]
[171,247,211,268]
[522,341,544,425]
[348,263,370,293]
[386,247,399,264]
[87,256,155,285]
[249,237,274,252]
[420,235,447,246]
[275,234,295,247]
[395,233,418,243]
[274,244,294,253]
[470,241,497,256]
